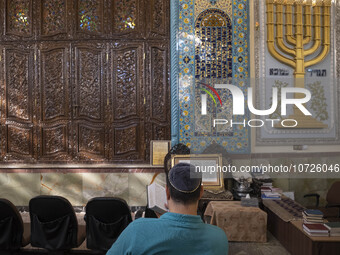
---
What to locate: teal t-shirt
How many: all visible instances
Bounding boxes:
[106,212,228,255]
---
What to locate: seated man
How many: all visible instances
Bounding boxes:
[107,163,228,255]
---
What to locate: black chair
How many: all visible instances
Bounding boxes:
[0,198,30,255]
[85,197,132,252]
[304,181,340,221]
[29,195,86,255]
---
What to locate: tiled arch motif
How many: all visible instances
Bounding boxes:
[171,0,250,153]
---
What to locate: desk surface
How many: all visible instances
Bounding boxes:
[291,221,340,242]
[204,201,267,242]
[205,200,264,214]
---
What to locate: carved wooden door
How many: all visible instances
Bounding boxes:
[37,42,72,160]
[73,42,108,161]
[0,44,35,161]
[109,42,145,162]
[144,42,170,162]
[0,0,170,163]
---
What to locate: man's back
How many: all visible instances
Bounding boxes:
[106,212,229,255]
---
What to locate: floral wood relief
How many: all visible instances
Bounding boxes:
[41,49,66,120]
[115,126,137,155]
[0,0,170,163]
[78,0,102,32]
[7,125,32,155]
[42,126,67,155]
[115,48,138,119]
[42,0,66,35]
[152,0,165,34]
[7,0,31,35]
[114,0,137,31]
[151,47,167,120]
[78,125,105,156]
[6,50,31,121]
[77,48,102,121]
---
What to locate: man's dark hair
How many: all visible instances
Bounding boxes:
[166,176,201,205]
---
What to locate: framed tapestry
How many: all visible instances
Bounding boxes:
[170,0,251,153]
[254,0,340,145]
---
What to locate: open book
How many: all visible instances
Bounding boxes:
[147,182,167,214]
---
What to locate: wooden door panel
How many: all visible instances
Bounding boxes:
[38,43,72,160]
[4,47,34,122]
[146,0,169,39]
[144,42,170,161]
[110,0,144,38]
[74,44,105,122]
[113,123,143,160]
[77,123,106,159]
[149,45,169,122]
[76,0,105,38]
[40,45,70,121]
[6,125,33,157]
[1,45,35,161]
[110,42,145,161]
[41,124,68,157]
[2,0,34,40]
[73,43,107,160]
[111,43,143,121]
[37,0,70,39]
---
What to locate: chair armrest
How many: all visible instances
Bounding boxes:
[304,193,320,207]
[325,204,340,218]
[326,204,340,208]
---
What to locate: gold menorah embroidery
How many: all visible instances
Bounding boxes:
[266,0,331,128]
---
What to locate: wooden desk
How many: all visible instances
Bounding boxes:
[204,201,267,242]
[263,203,340,255]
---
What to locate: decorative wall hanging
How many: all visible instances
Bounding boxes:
[254,0,340,145]
[171,0,251,153]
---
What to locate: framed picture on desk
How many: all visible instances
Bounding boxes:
[171,154,223,190]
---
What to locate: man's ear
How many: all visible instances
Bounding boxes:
[165,185,171,200]
[199,185,204,199]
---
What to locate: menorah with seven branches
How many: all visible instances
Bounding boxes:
[266,0,331,128]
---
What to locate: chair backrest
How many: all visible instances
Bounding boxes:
[326,181,340,205]
[0,198,24,250]
[85,197,132,251]
[29,195,78,251]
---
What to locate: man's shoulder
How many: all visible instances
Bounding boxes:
[201,223,228,240]
[126,217,160,229]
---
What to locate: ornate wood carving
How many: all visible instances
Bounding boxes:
[147,0,168,38]
[78,124,105,158]
[40,47,68,121]
[113,45,141,120]
[111,0,143,37]
[75,45,104,121]
[6,125,33,156]
[39,0,68,38]
[38,43,71,160]
[76,0,104,37]
[114,125,138,155]
[74,43,107,160]
[0,0,170,164]
[5,48,33,122]
[150,46,168,120]
[5,0,33,38]
[41,125,67,156]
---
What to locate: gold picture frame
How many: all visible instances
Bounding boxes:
[171,154,224,190]
[150,140,171,166]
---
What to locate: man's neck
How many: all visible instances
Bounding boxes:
[168,200,198,215]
